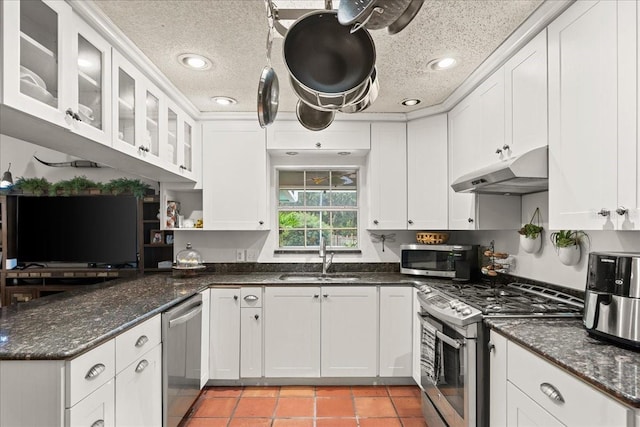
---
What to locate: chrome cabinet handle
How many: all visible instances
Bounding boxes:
[540,382,565,403]
[91,420,105,427]
[408,220,414,225]
[502,144,510,151]
[135,335,149,348]
[468,218,474,223]
[259,220,264,225]
[179,165,186,171]
[254,314,260,320]
[616,206,628,216]
[597,208,610,217]
[373,220,379,225]
[495,148,502,154]
[315,142,322,148]
[138,145,149,153]
[85,363,106,380]
[487,342,495,352]
[135,359,149,373]
[244,295,259,302]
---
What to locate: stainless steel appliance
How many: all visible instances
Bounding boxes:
[583,251,640,349]
[416,282,583,427]
[401,244,478,281]
[162,293,203,427]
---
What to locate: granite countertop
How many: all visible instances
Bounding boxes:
[0,271,419,360]
[486,318,640,409]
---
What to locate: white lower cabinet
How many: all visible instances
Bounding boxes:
[67,379,115,427]
[240,307,263,378]
[321,286,378,377]
[264,287,321,377]
[489,330,508,427]
[379,286,413,377]
[507,382,564,427]
[209,288,241,380]
[115,344,162,427]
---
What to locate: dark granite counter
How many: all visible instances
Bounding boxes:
[0,271,418,361]
[486,318,640,409]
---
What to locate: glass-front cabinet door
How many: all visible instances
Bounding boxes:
[112,50,140,156]
[69,15,112,145]
[182,120,193,173]
[167,106,179,167]
[1,0,71,126]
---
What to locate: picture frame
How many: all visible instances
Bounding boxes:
[165,233,174,245]
[150,230,163,245]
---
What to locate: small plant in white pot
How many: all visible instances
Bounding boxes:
[549,230,589,266]
[518,207,543,253]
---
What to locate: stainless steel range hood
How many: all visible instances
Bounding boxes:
[451,146,548,194]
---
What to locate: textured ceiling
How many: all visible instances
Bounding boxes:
[93,0,543,114]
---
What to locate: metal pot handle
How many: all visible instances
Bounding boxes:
[315,92,348,109]
[351,6,384,33]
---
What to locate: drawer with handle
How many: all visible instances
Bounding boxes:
[507,341,630,427]
[66,339,115,408]
[65,378,114,427]
[240,287,262,308]
[115,314,161,373]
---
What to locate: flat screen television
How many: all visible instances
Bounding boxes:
[16,196,138,268]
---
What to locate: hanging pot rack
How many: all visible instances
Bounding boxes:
[269,0,334,37]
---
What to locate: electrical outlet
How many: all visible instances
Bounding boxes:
[246,249,259,262]
[236,249,246,262]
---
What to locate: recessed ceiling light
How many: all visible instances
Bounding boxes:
[401,98,421,106]
[337,152,351,156]
[178,53,212,70]
[427,57,457,71]
[285,151,299,156]
[211,96,237,106]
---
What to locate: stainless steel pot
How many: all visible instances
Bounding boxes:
[388,0,424,34]
[339,67,379,114]
[284,10,376,110]
[338,0,422,34]
[296,100,335,131]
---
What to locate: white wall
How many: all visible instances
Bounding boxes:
[0,133,157,190]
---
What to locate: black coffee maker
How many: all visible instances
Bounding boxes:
[583,252,640,349]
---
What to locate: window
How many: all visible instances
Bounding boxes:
[278,169,358,249]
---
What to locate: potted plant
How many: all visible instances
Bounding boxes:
[549,230,590,266]
[518,207,543,253]
[13,177,51,196]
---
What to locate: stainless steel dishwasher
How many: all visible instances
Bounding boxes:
[162,293,203,427]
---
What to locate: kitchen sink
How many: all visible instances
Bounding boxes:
[278,273,361,282]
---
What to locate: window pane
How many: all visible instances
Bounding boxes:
[280,170,305,188]
[331,170,357,188]
[306,211,321,228]
[305,190,330,207]
[279,211,305,229]
[335,229,358,247]
[280,229,305,247]
[307,230,320,246]
[330,190,357,207]
[306,171,330,188]
[332,211,357,228]
[279,189,303,207]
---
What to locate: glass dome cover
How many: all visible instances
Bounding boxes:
[174,242,204,269]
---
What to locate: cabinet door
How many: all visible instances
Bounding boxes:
[506,382,564,427]
[477,68,506,166]
[1,0,72,127]
[202,121,268,230]
[448,97,478,230]
[264,287,321,377]
[489,331,508,427]
[69,13,112,146]
[67,380,115,427]
[321,286,377,377]
[407,114,448,229]
[115,344,162,427]
[368,122,407,229]
[504,29,548,158]
[266,120,370,152]
[209,288,240,380]
[200,289,210,388]
[112,50,141,156]
[379,286,413,377]
[240,307,263,378]
[548,0,625,229]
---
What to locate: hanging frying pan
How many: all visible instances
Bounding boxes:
[257,0,279,128]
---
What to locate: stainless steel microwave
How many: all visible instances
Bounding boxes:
[400,244,478,281]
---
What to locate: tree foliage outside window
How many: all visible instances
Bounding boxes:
[278,169,358,248]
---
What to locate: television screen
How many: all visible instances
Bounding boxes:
[16,196,138,267]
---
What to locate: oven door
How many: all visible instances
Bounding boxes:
[419,313,476,427]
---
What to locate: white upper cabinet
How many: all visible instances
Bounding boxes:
[368,122,408,229]
[266,120,370,154]
[504,29,548,157]
[407,114,449,229]
[202,121,268,230]
[2,1,113,145]
[548,0,639,230]
[476,68,506,166]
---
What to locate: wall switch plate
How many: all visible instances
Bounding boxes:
[236,249,246,262]
[246,249,259,262]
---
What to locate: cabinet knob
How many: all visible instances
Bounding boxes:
[487,342,495,353]
[315,142,322,148]
[373,220,379,225]
[259,220,264,225]
[540,382,565,404]
[467,218,474,223]
[313,294,320,298]
[254,314,260,320]
[323,294,329,298]
[233,295,239,300]
[597,208,610,217]
[179,165,186,171]
[66,108,80,121]
[408,220,414,225]
[495,148,502,154]
[502,144,510,151]
[616,206,628,216]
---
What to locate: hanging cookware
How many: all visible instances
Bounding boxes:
[339,67,379,114]
[387,0,424,35]
[257,0,279,127]
[283,10,376,110]
[296,100,335,131]
[338,0,421,34]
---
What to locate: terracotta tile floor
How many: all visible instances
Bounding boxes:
[181,385,427,427]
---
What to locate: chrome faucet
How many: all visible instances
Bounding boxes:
[319,237,334,275]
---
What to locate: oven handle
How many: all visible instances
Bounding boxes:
[419,314,465,349]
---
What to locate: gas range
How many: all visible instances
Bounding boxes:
[416,281,583,327]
